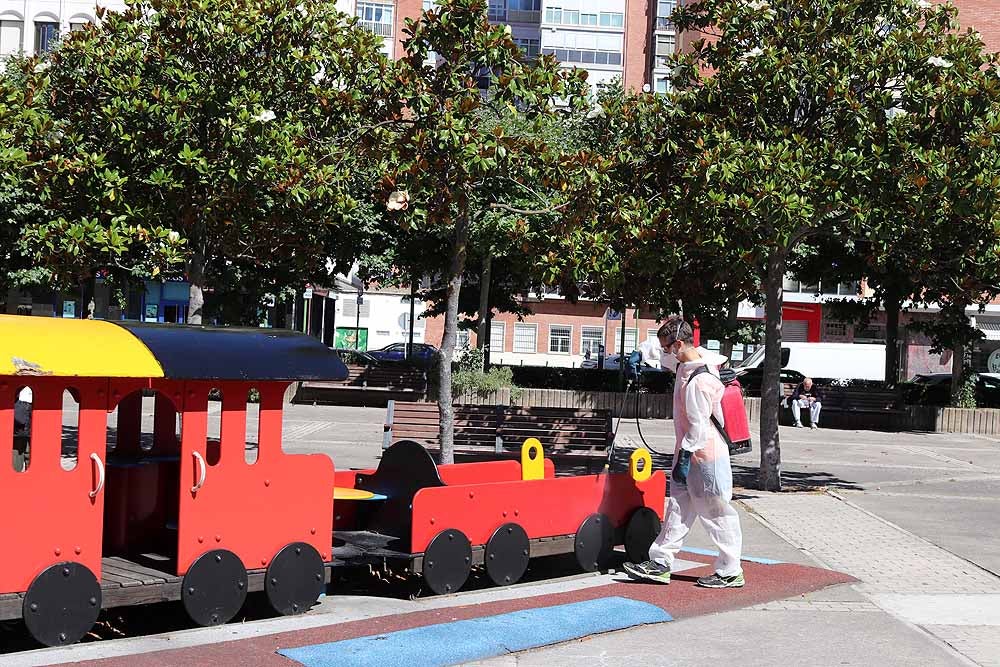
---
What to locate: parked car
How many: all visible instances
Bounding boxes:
[733,367,807,397]
[334,348,378,366]
[367,342,440,366]
[907,372,1000,407]
[580,353,663,373]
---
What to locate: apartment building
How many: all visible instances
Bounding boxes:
[0,0,124,59]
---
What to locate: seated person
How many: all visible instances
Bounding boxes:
[791,378,822,429]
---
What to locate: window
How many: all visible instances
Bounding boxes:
[515,37,539,60]
[544,47,623,65]
[655,34,675,66]
[341,299,371,319]
[647,328,659,342]
[513,323,537,353]
[581,13,597,26]
[600,12,624,27]
[581,327,604,357]
[1,20,24,56]
[616,328,639,354]
[490,322,506,351]
[655,77,670,94]
[782,276,801,292]
[509,0,540,10]
[824,322,848,338]
[70,21,89,32]
[34,21,58,55]
[838,282,859,296]
[356,2,394,37]
[545,7,562,23]
[564,9,579,24]
[657,0,676,28]
[549,325,571,354]
[457,330,471,349]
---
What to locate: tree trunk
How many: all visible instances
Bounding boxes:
[884,287,901,386]
[408,279,417,362]
[186,247,206,325]
[476,255,492,371]
[720,296,740,363]
[438,216,470,465]
[951,340,965,401]
[758,249,785,491]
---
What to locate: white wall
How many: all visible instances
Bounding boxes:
[335,291,426,351]
[0,0,124,57]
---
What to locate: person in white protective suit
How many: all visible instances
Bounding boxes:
[623,316,745,588]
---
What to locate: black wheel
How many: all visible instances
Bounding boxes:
[265,543,326,616]
[23,562,101,647]
[624,507,662,563]
[485,523,530,587]
[422,529,472,595]
[574,513,614,572]
[182,550,248,627]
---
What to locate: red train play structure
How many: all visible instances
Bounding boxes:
[0,316,665,646]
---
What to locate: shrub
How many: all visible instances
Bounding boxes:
[453,348,522,399]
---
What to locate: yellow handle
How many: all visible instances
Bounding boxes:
[521,438,544,480]
[630,448,652,482]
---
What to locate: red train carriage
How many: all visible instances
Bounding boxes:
[0,316,345,646]
[333,439,665,595]
[0,315,666,647]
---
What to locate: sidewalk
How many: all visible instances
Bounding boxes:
[5,404,997,665]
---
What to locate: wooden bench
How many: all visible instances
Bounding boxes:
[296,364,428,407]
[782,386,905,429]
[383,400,614,458]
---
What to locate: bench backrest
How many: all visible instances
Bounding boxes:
[385,401,613,455]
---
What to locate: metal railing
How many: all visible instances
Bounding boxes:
[358,20,393,37]
[489,9,541,24]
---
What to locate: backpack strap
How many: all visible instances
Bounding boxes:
[685,365,734,447]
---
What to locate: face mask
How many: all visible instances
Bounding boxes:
[661,350,679,373]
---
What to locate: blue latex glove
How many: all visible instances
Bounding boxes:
[672,450,691,485]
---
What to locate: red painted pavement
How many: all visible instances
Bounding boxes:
[70,555,854,667]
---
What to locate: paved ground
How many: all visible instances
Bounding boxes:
[10,403,1000,665]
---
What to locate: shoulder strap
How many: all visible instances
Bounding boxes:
[688,366,733,446]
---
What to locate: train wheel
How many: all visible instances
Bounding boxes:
[574,513,614,572]
[22,562,101,647]
[422,529,471,595]
[624,507,662,564]
[182,549,248,627]
[265,542,325,616]
[485,523,530,587]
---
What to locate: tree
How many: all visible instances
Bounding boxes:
[376,0,585,463]
[669,0,1000,489]
[8,0,391,322]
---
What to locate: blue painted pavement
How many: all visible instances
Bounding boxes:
[277,596,672,667]
[681,546,784,565]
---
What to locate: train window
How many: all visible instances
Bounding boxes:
[206,387,222,466]
[245,387,259,465]
[61,388,79,471]
[13,386,31,472]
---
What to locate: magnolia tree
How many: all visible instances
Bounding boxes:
[668,0,1000,489]
[376,0,586,463]
[7,0,392,320]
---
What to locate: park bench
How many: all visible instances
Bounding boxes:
[782,385,905,430]
[296,363,428,407]
[383,400,614,459]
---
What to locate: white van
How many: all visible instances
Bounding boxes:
[735,342,886,381]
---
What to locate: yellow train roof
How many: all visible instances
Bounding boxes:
[0,315,349,381]
[0,315,163,378]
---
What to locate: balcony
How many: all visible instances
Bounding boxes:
[489,9,541,24]
[358,20,393,38]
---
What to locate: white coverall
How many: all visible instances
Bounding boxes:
[648,349,743,577]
